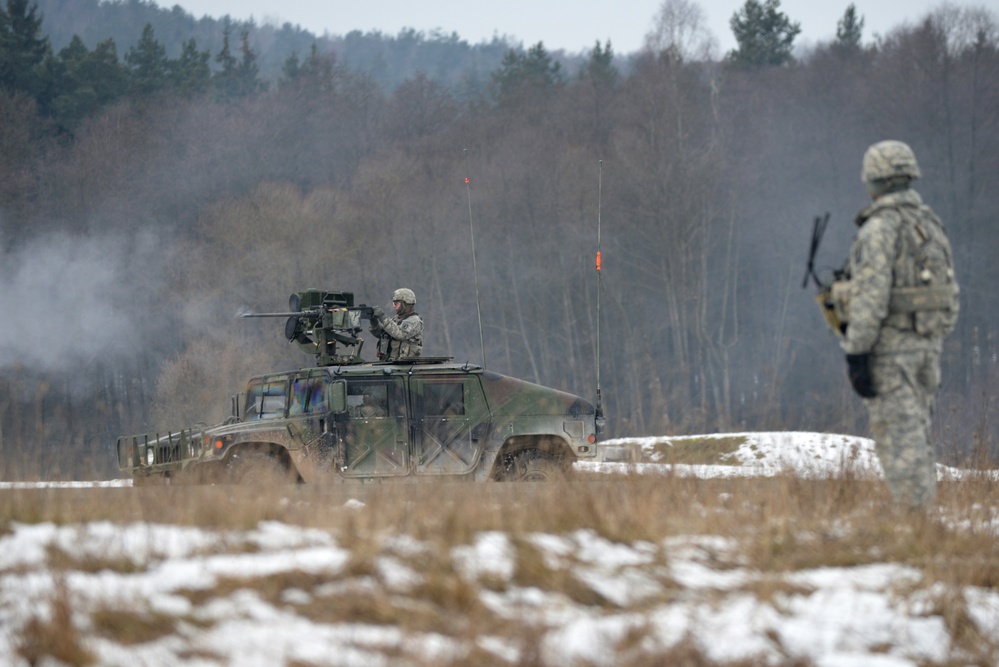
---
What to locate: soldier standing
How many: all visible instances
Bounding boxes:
[837,140,959,510]
[370,288,424,361]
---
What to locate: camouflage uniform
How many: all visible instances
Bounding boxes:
[370,288,424,361]
[840,141,959,509]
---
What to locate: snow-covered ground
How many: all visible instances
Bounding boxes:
[1,432,997,666]
[580,431,995,481]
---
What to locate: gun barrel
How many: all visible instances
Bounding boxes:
[803,212,831,290]
[242,306,331,318]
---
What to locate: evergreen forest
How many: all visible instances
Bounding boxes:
[2,0,998,478]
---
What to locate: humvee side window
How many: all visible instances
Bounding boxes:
[423,381,465,417]
[346,382,393,419]
[244,378,288,420]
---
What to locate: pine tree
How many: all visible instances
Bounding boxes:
[280,44,336,93]
[169,38,210,97]
[37,35,127,131]
[581,40,618,87]
[0,0,48,97]
[77,37,127,106]
[835,4,864,51]
[212,19,238,99]
[234,28,262,95]
[281,51,300,83]
[492,42,562,106]
[125,23,169,98]
[727,0,801,67]
[213,21,261,99]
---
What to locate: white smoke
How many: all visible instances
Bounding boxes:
[0,230,168,373]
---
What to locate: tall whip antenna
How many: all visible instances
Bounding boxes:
[595,160,605,432]
[464,149,487,368]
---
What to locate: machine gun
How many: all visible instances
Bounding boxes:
[242,289,379,366]
[802,213,849,336]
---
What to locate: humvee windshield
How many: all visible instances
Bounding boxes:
[245,373,332,419]
[244,378,287,420]
[289,374,329,416]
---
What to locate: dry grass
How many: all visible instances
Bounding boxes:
[90,607,180,645]
[16,576,95,666]
[611,636,812,667]
[3,476,997,583]
[648,435,748,464]
[2,471,998,666]
[46,544,147,575]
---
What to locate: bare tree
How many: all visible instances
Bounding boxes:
[644,0,718,62]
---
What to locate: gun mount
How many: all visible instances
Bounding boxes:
[242,289,377,366]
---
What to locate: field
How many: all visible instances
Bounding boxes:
[1,433,998,666]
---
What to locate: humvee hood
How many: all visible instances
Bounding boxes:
[482,371,595,417]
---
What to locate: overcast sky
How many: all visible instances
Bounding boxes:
[167,0,999,55]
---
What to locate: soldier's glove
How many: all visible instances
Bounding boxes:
[845,353,877,399]
[371,306,384,321]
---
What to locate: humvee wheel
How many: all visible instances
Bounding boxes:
[505,449,566,482]
[228,451,295,486]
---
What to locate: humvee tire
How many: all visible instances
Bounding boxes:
[228,451,297,486]
[504,449,567,482]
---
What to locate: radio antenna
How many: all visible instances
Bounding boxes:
[464,149,487,369]
[595,160,605,432]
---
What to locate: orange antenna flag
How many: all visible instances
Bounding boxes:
[595,251,602,271]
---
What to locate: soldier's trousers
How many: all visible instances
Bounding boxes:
[866,348,941,508]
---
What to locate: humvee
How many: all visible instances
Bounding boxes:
[116,289,602,484]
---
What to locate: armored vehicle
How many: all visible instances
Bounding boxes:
[116,290,602,484]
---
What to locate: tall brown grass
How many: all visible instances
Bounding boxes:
[3,471,997,666]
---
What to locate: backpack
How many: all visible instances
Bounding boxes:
[891,204,960,338]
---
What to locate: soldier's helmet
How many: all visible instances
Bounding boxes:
[392,288,416,305]
[861,140,921,183]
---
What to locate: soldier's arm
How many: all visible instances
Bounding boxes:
[380,315,423,342]
[841,216,897,354]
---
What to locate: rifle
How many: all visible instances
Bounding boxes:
[803,213,849,335]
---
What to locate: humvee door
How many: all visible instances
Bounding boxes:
[337,377,409,477]
[411,376,488,475]
[286,370,333,452]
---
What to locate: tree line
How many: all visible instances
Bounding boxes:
[1,0,998,478]
[33,0,520,92]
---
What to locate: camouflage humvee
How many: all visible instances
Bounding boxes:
[117,359,600,484]
[116,289,602,485]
